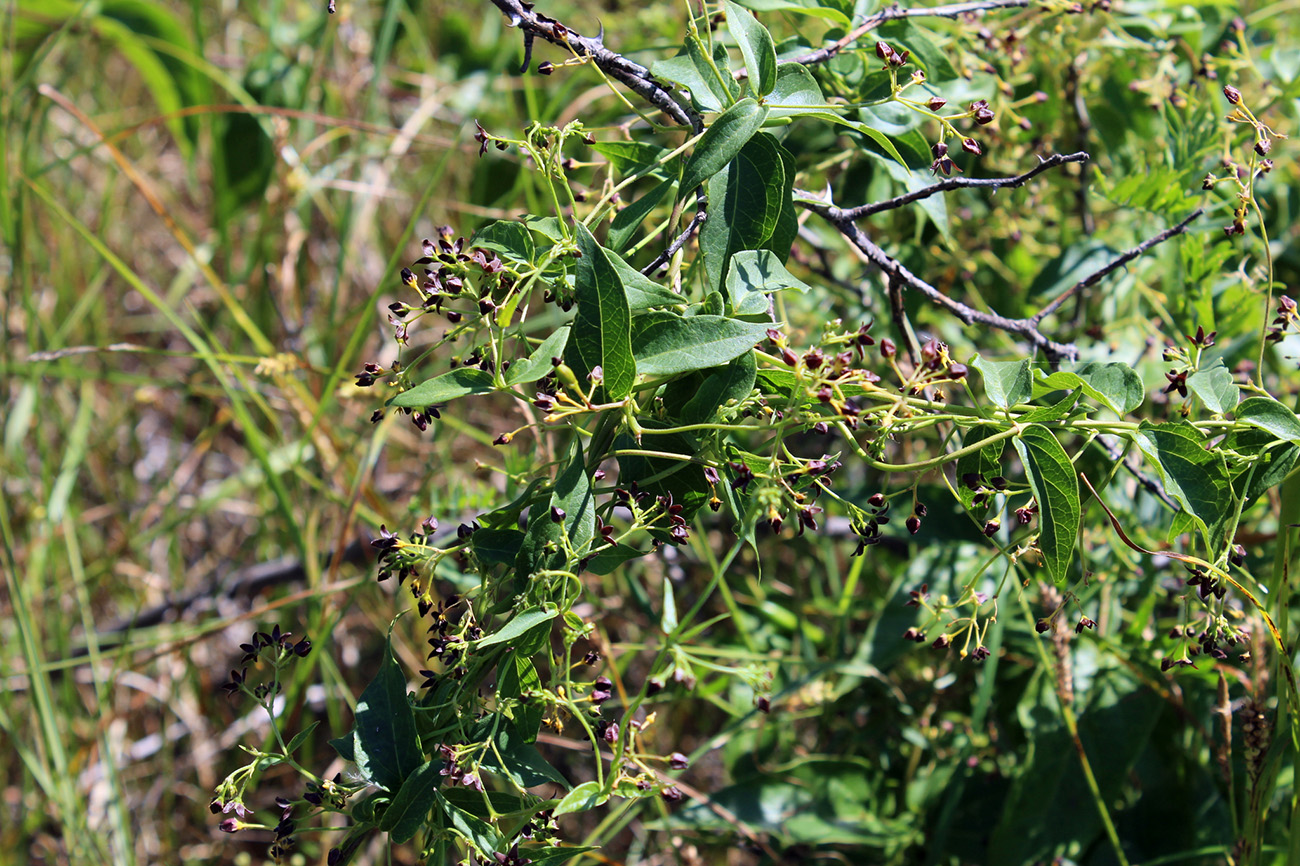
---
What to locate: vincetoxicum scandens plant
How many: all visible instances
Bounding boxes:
[214,1,1298,863]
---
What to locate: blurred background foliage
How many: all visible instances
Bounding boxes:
[1,0,1298,863]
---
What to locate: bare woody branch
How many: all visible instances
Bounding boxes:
[826,213,1082,359]
[643,187,709,275]
[487,0,699,131]
[799,152,1090,220]
[1032,208,1204,324]
[790,0,1033,68]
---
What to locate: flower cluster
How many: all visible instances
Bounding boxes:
[220,625,311,700]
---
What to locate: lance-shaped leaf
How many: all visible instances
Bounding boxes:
[554,780,608,816]
[505,326,571,387]
[380,759,443,843]
[609,252,683,309]
[353,635,423,791]
[477,607,560,648]
[565,223,635,400]
[725,0,777,96]
[435,791,501,856]
[1013,425,1079,583]
[631,313,770,377]
[680,97,769,195]
[389,367,494,408]
[609,177,675,253]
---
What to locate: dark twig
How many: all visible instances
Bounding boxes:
[1064,61,1096,235]
[644,187,708,275]
[1032,209,1204,324]
[888,275,922,365]
[828,215,1081,359]
[488,0,699,131]
[791,0,1033,68]
[803,152,1090,221]
[485,0,711,270]
[802,156,1201,360]
[520,30,535,74]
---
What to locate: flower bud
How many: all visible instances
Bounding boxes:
[1223,85,1241,104]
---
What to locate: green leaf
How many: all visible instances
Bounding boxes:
[586,543,648,575]
[609,253,683,310]
[862,148,949,237]
[520,215,566,241]
[725,249,810,316]
[389,367,495,409]
[470,528,526,566]
[505,326,572,387]
[1223,427,1299,508]
[553,780,608,817]
[1187,362,1238,415]
[662,351,757,425]
[762,139,799,262]
[522,846,601,866]
[1013,425,1080,583]
[698,132,786,294]
[973,356,1032,409]
[1036,362,1145,416]
[435,791,501,856]
[470,220,535,266]
[329,732,356,763]
[652,52,726,113]
[1236,396,1300,443]
[1135,421,1234,550]
[631,314,770,377]
[616,423,712,521]
[730,0,850,27]
[380,759,443,842]
[765,63,829,120]
[1020,390,1083,424]
[849,109,911,167]
[877,20,959,83]
[566,223,636,400]
[609,177,676,253]
[553,439,596,554]
[1028,240,1121,300]
[351,791,385,824]
[661,574,679,633]
[474,719,570,788]
[477,607,559,648]
[354,635,423,791]
[680,98,769,195]
[591,140,672,177]
[497,655,544,742]
[725,0,777,97]
[285,721,320,756]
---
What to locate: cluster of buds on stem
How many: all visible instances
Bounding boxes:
[1265,294,1298,343]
